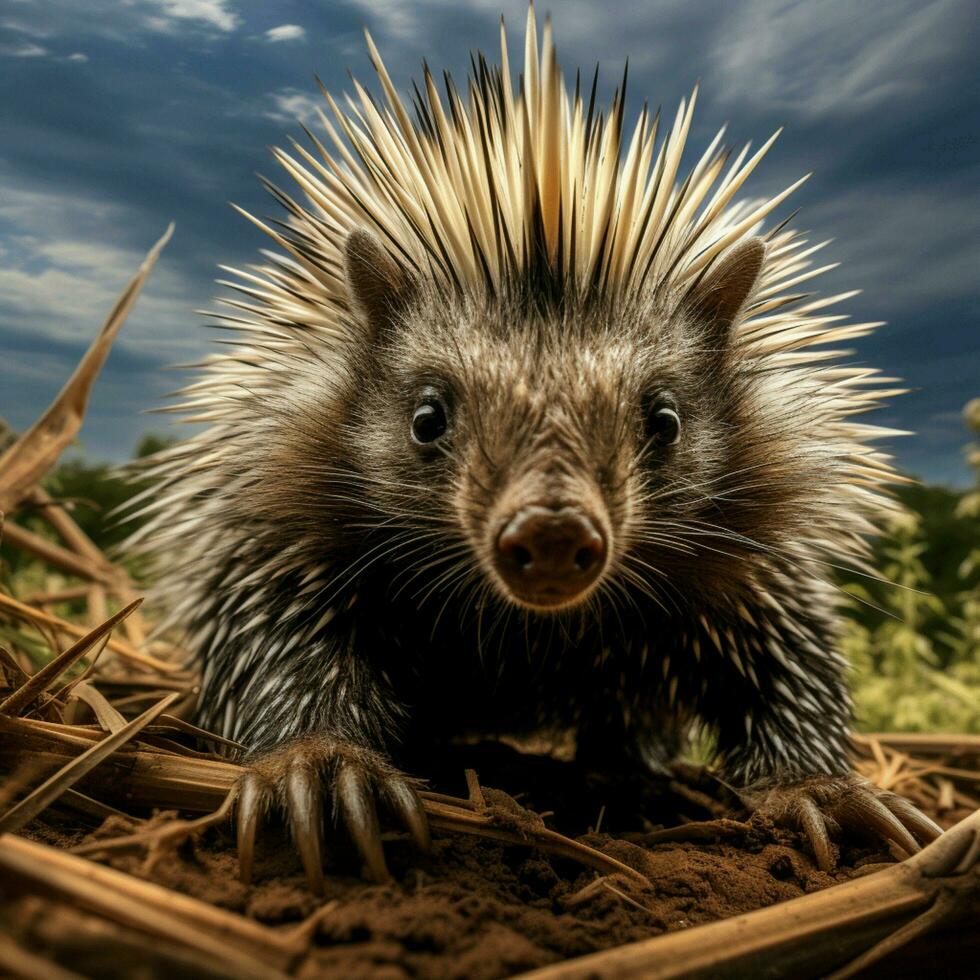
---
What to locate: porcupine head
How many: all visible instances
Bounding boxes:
[259,211,841,633]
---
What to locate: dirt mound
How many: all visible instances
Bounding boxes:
[17,742,956,980]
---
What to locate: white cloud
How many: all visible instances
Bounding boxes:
[265,87,324,127]
[0,182,204,359]
[0,18,52,39]
[141,0,240,34]
[265,23,305,43]
[1,41,48,57]
[343,0,418,43]
[0,178,219,457]
[710,0,964,117]
[2,2,242,46]
[66,51,89,62]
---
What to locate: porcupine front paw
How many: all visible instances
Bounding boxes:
[235,736,430,894]
[741,773,942,872]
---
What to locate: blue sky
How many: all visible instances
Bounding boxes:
[0,0,977,483]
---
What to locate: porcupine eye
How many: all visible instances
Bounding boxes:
[645,400,681,448]
[411,388,449,445]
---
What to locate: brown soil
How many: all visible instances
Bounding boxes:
[11,741,969,980]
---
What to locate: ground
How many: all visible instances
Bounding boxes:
[9,740,970,979]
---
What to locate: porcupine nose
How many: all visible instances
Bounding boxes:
[495,506,607,606]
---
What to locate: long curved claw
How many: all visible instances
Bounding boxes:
[337,762,389,883]
[746,774,945,874]
[797,795,834,872]
[880,793,943,844]
[235,739,425,890]
[236,771,267,886]
[285,759,327,897]
[387,776,431,853]
[838,791,920,857]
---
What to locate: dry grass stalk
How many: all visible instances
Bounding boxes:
[0,224,173,514]
[0,520,114,585]
[0,592,174,673]
[25,486,149,643]
[59,787,130,821]
[4,897,259,980]
[2,837,343,976]
[0,692,179,833]
[854,734,980,814]
[28,486,114,569]
[0,835,292,979]
[67,680,128,733]
[20,585,94,605]
[0,932,86,980]
[423,794,648,883]
[0,600,141,716]
[856,732,980,757]
[0,231,171,659]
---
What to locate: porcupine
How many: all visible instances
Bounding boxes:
[131,8,941,889]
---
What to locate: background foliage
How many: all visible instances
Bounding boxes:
[841,399,980,732]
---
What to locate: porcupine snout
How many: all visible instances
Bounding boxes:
[494,504,607,609]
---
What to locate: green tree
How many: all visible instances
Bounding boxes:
[843,400,980,733]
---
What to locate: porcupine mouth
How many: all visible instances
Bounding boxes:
[499,581,601,613]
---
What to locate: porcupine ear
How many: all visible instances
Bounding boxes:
[344,228,415,337]
[682,237,766,350]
